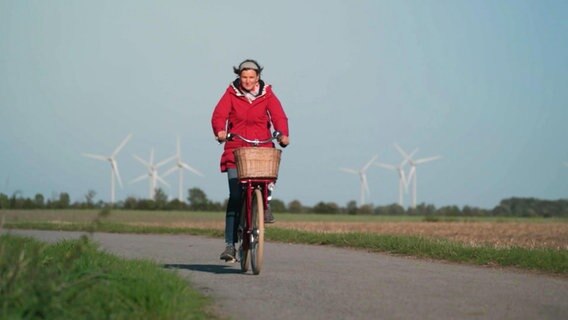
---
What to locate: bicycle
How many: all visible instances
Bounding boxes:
[226,131,285,275]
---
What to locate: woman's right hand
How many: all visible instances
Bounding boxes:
[216,130,227,142]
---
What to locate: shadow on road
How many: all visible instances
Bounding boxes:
[164,263,243,274]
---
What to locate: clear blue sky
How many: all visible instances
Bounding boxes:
[1,0,567,209]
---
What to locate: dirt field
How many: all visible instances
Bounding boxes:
[135,220,568,250]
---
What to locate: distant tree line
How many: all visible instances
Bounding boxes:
[0,188,225,212]
[1,190,567,217]
[291,198,567,217]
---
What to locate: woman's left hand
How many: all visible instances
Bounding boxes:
[278,135,289,146]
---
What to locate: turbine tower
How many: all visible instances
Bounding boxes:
[82,133,132,205]
[395,144,441,209]
[131,149,175,198]
[162,137,204,202]
[374,149,416,207]
[340,155,378,206]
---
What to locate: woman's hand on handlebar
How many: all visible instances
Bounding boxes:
[277,135,289,147]
[216,130,227,142]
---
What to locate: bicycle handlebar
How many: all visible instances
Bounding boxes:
[226,131,287,148]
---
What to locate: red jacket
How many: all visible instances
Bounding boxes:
[211,79,289,172]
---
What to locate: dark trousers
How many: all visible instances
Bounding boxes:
[224,168,241,245]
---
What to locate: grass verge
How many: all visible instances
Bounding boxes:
[266,228,568,274]
[0,233,215,319]
[5,221,568,275]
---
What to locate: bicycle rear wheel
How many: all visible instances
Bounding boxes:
[250,188,265,275]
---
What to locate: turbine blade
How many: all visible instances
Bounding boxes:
[409,149,419,158]
[400,148,418,167]
[177,136,181,157]
[156,175,170,188]
[406,167,416,192]
[362,154,378,172]
[400,149,419,166]
[130,174,148,184]
[112,133,132,157]
[162,166,177,178]
[82,153,107,161]
[133,155,150,167]
[157,155,176,168]
[362,174,370,194]
[400,169,408,188]
[375,162,396,170]
[340,168,358,174]
[112,160,124,188]
[181,162,204,176]
[415,156,442,164]
[394,143,410,159]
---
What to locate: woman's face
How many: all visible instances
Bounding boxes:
[239,69,259,91]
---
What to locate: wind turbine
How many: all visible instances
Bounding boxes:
[131,149,175,199]
[162,137,204,202]
[82,133,132,205]
[374,149,417,207]
[395,144,441,209]
[340,155,378,206]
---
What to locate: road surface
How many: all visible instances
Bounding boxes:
[5,229,567,320]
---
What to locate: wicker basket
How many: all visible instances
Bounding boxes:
[234,147,282,179]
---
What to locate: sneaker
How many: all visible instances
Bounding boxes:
[220,245,236,261]
[264,207,275,224]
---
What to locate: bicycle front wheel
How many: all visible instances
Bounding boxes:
[238,204,249,273]
[250,188,265,275]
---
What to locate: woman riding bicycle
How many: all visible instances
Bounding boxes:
[211,59,289,261]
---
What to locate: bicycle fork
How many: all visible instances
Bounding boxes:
[239,181,255,252]
[240,181,269,249]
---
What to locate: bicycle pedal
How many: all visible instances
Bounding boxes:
[224,258,237,263]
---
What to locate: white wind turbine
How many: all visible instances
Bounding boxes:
[395,144,441,209]
[374,149,417,207]
[82,134,132,205]
[162,137,204,202]
[340,155,378,206]
[131,149,175,199]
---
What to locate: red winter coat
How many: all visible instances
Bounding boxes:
[211,79,289,172]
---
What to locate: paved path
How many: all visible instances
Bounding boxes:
[6,229,568,320]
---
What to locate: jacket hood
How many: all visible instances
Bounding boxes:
[230,79,268,98]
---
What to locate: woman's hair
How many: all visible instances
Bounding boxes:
[233,59,263,76]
